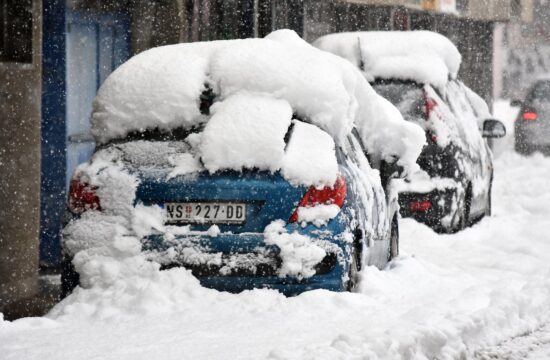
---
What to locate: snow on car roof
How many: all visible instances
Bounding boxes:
[313,31,462,89]
[92,30,425,181]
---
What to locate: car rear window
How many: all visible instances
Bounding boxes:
[372,81,424,121]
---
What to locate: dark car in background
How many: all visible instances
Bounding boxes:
[315,31,506,232]
[373,80,505,232]
[514,77,550,155]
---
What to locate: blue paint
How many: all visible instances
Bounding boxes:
[135,170,307,234]
[40,0,67,266]
[109,163,356,294]
[40,3,130,266]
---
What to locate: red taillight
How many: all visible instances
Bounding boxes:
[289,176,347,223]
[423,91,437,120]
[522,111,538,121]
[427,131,437,144]
[68,178,100,214]
[409,200,431,212]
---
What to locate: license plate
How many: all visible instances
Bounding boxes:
[164,202,246,224]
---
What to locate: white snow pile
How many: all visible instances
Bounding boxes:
[314,31,462,89]
[92,29,425,180]
[264,220,327,279]
[282,121,338,187]
[395,169,460,194]
[199,93,292,174]
[296,204,341,227]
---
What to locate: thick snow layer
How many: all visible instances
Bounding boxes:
[92,42,220,144]
[314,31,462,89]
[297,204,341,227]
[264,220,327,279]
[199,92,292,174]
[91,30,425,179]
[395,169,460,194]
[5,150,550,359]
[282,121,338,187]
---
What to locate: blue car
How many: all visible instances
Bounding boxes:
[61,126,402,296]
[59,34,416,297]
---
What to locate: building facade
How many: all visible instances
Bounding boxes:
[0,0,42,311]
[498,0,550,99]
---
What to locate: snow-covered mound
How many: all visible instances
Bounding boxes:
[92,30,424,178]
[313,31,462,88]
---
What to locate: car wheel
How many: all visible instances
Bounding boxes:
[346,250,359,292]
[388,215,399,261]
[346,228,363,292]
[485,179,492,217]
[61,258,79,298]
[455,187,471,232]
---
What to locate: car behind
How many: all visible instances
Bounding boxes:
[315,31,506,232]
[514,77,550,154]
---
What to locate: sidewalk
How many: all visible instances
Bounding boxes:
[1,271,61,320]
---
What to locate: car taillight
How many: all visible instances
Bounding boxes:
[423,91,437,120]
[522,110,538,121]
[409,200,431,212]
[427,131,437,144]
[68,178,100,214]
[289,176,347,223]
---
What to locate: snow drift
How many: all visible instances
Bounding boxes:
[92,29,424,179]
[313,31,462,89]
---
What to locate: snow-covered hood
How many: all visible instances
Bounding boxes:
[313,31,462,89]
[91,30,425,181]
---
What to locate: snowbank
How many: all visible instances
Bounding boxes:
[91,29,424,179]
[313,31,462,89]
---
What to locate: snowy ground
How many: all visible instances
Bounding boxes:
[3,101,550,360]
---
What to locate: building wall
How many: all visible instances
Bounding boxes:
[299,1,495,103]
[0,0,42,307]
[498,0,550,99]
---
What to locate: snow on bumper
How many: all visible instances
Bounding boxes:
[398,179,463,231]
[141,222,351,295]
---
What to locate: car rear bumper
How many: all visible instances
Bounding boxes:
[515,123,550,154]
[399,188,459,232]
[142,223,351,295]
[198,272,346,296]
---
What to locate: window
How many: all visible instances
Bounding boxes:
[0,0,33,63]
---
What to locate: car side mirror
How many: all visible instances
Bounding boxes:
[482,119,506,138]
[380,158,405,188]
[510,99,522,107]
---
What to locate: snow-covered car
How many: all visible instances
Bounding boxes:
[514,76,550,154]
[314,31,506,232]
[61,30,425,296]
